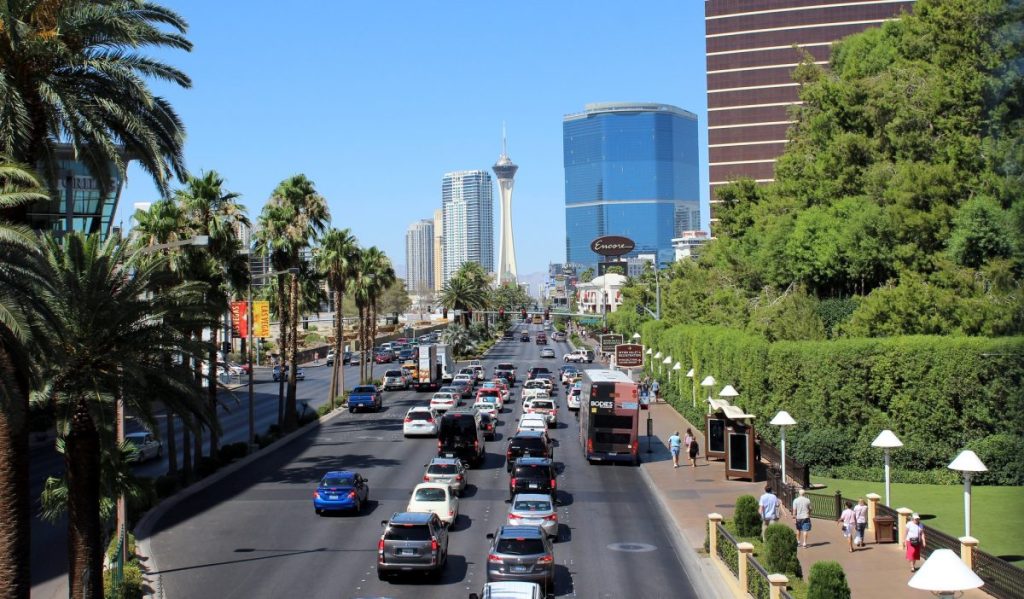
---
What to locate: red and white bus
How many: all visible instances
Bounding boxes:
[578,369,640,465]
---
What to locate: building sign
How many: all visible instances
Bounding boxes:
[598,261,627,276]
[600,333,623,353]
[615,343,644,368]
[590,236,636,257]
[252,301,271,338]
[230,301,248,338]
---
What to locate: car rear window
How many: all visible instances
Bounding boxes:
[511,438,547,453]
[414,488,447,502]
[353,386,375,393]
[497,363,514,369]
[321,475,354,486]
[496,537,546,555]
[385,524,431,541]
[513,500,552,511]
[427,464,458,475]
[384,370,402,377]
[408,411,432,421]
[514,464,551,478]
[530,401,554,410]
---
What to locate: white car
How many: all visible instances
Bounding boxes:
[539,347,556,359]
[517,413,548,432]
[403,406,439,437]
[453,373,474,388]
[429,392,458,413]
[470,582,544,599]
[507,493,558,538]
[524,398,557,425]
[521,385,550,404]
[125,432,163,462]
[567,386,581,410]
[407,482,459,525]
[472,398,499,419]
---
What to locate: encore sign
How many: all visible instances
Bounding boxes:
[590,236,636,257]
[615,343,644,368]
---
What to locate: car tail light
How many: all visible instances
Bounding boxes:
[632,442,639,455]
[474,439,479,450]
[377,537,385,562]
[423,475,430,482]
[404,417,412,423]
[427,418,434,423]
[545,514,558,521]
[537,555,554,565]
[510,477,517,488]
[431,538,439,552]
[550,478,556,489]
[587,438,593,454]
[455,474,463,481]
[312,490,320,499]
[348,490,357,499]
[488,553,503,564]
[437,440,442,450]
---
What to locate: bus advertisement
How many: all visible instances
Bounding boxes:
[578,369,640,465]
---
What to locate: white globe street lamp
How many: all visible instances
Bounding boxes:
[948,450,987,538]
[632,332,641,341]
[770,411,797,486]
[700,375,717,413]
[662,355,672,381]
[871,430,903,506]
[685,368,695,408]
[908,548,984,597]
[654,351,663,375]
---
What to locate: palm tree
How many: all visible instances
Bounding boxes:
[314,229,360,407]
[440,262,491,328]
[350,247,395,383]
[255,175,328,431]
[37,232,211,599]
[0,0,193,204]
[0,159,50,599]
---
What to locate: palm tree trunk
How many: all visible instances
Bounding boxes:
[193,424,202,474]
[276,276,288,427]
[208,330,219,457]
[338,293,347,401]
[0,347,31,599]
[328,290,340,408]
[165,410,177,475]
[284,273,299,432]
[368,303,378,382]
[65,398,103,599]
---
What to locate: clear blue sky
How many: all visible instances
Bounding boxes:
[120,1,710,277]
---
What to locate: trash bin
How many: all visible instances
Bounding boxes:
[873,516,896,543]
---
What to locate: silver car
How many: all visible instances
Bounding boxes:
[423,457,467,497]
[507,494,558,538]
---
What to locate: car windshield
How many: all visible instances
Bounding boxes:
[427,464,459,475]
[531,401,554,410]
[352,386,375,393]
[321,475,354,487]
[496,537,546,555]
[513,500,552,511]
[386,524,431,541]
[414,488,447,502]
[497,363,514,369]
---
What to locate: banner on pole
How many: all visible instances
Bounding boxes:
[230,301,248,338]
[252,301,271,338]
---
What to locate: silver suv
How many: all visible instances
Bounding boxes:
[377,512,449,580]
[485,525,555,593]
[423,457,468,497]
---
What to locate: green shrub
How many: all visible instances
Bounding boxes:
[218,442,249,463]
[764,523,802,579]
[967,433,1024,485]
[734,495,761,537]
[317,402,335,416]
[154,473,180,499]
[817,464,961,485]
[807,561,850,599]
[106,531,137,562]
[103,560,144,599]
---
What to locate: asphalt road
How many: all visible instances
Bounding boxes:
[147,324,699,599]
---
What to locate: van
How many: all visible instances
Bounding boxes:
[438,408,484,467]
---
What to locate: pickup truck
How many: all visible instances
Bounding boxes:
[348,385,383,413]
[562,349,590,363]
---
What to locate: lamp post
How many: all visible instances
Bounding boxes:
[686,368,695,408]
[770,411,797,486]
[654,351,662,376]
[700,375,716,413]
[908,549,984,598]
[662,355,672,382]
[672,362,681,388]
[871,430,903,506]
[948,450,987,538]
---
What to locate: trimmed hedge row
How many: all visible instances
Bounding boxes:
[640,323,1024,482]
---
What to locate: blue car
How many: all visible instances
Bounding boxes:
[313,471,369,515]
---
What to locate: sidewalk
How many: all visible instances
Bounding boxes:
[640,401,989,598]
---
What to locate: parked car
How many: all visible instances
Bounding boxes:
[485,525,555,593]
[349,351,362,365]
[377,511,448,580]
[348,385,383,413]
[505,431,553,472]
[313,470,369,515]
[383,369,411,390]
[272,365,305,382]
[507,493,558,538]
[406,482,459,525]
[422,457,467,497]
[403,406,439,437]
[125,432,162,462]
[508,457,557,500]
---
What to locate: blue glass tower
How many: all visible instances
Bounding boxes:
[563,103,700,270]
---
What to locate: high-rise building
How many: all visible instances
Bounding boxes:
[563,102,700,270]
[493,131,519,286]
[405,219,434,293]
[705,0,914,213]
[441,170,493,284]
[432,209,444,292]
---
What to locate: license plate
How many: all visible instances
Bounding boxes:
[327,495,338,500]
[528,483,538,488]
[608,452,618,456]
[398,549,415,556]
[510,565,528,573]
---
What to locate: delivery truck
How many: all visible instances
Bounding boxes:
[416,344,441,391]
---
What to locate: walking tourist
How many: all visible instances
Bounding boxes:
[668,431,682,468]
[838,501,858,552]
[684,428,699,467]
[905,513,927,571]
[758,485,780,541]
[792,489,812,548]
[853,498,869,547]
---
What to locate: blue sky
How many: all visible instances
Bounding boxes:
[120,1,710,277]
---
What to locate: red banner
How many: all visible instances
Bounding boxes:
[230,301,248,338]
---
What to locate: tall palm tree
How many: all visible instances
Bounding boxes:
[351,247,395,383]
[0,0,192,204]
[37,232,211,599]
[0,159,50,599]
[314,229,359,407]
[255,175,328,431]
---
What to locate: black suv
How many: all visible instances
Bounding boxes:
[509,457,557,500]
[494,362,517,386]
[505,430,553,472]
[485,525,555,592]
[503,330,515,340]
[438,408,484,467]
[377,511,448,579]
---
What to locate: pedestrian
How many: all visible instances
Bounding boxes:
[668,431,682,468]
[651,379,660,403]
[853,498,869,547]
[792,488,812,547]
[758,485,780,541]
[314,351,320,366]
[905,513,927,571]
[838,500,858,552]
[684,428,699,467]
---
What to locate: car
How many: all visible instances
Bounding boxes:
[470,581,545,599]
[509,457,557,501]
[348,384,383,413]
[377,511,449,579]
[325,350,336,366]
[473,398,499,419]
[566,386,581,410]
[383,369,410,390]
[469,359,484,369]
[523,398,557,425]
[272,365,305,382]
[503,330,515,340]
[125,432,162,462]
[423,457,467,497]
[479,412,497,441]
[438,408,485,467]
[313,470,369,515]
[458,368,478,386]
[539,348,555,359]
[430,391,458,413]
[471,365,486,381]
[223,362,245,377]
[406,482,459,525]
[562,349,589,363]
[374,350,395,364]
[476,387,504,410]
[485,525,555,592]
[521,385,550,405]
[507,493,558,538]
[527,367,551,380]
[452,373,475,391]
[520,332,530,342]
[535,332,547,345]
[404,406,439,437]
[534,374,557,395]
[552,331,567,342]
[398,348,417,362]
[349,351,362,365]
[494,363,517,386]
[484,379,510,405]
[505,430,553,472]
[558,365,579,384]
[516,415,550,439]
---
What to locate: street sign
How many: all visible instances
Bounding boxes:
[600,333,623,354]
[230,301,248,338]
[252,301,271,338]
[615,343,644,368]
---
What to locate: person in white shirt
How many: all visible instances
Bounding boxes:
[792,489,812,547]
[853,498,869,546]
[904,513,927,571]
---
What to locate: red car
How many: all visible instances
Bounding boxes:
[374,350,395,364]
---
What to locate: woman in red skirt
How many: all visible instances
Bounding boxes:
[904,513,927,571]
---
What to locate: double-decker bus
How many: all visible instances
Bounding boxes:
[578,369,640,465]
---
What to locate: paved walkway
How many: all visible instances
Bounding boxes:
[639,401,988,598]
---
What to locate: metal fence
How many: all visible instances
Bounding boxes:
[716,522,740,577]
[747,554,771,599]
[760,440,810,489]
[974,550,1024,599]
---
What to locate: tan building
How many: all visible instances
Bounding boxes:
[433,208,443,292]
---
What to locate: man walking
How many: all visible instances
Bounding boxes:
[668,431,682,468]
[792,489,812,547]
[758,485,780,541]
[651,379,660,403]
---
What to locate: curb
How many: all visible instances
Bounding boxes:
[134,406,346,599]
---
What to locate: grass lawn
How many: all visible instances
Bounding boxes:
[813,476,1024,567]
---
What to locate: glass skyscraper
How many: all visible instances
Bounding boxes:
[441,170,493,284]
[563,102,700,269]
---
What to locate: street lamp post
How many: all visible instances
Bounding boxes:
[685,368,695,408]
[948,450,987,538]
[770,411,797,487]
[871,430,903,506]
[663,356,672,382]
[700,375,716,413]
[654,351,662,376]
[908,549,984,597]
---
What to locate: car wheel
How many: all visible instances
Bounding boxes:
[349,406,355,413]
[376,570,389,581]
[354,499,362,514]
[315,508,322,516]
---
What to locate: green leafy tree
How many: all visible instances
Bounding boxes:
[439,262,491,328]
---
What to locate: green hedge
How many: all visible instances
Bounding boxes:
[638,322,1024,479]
[764,523,802,579]
[735,495,761,537]
[807,561,850,599]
